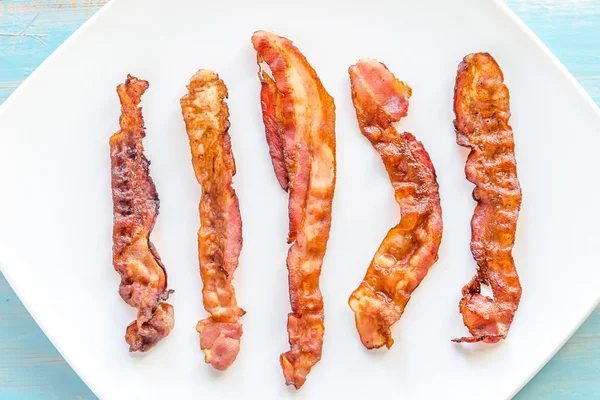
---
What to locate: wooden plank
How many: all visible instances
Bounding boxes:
[0,1,108,103]
[0,272,95,399]
[507,0,600,103]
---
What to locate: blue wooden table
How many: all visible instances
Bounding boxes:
[0,1,598,398]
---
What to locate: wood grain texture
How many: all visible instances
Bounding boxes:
[0,0,106,103]
[0,0,598,399]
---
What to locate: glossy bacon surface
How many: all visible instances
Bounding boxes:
[110,75,174,352]
[180,70,245,370]
[452,53,522,343]
[260,72,289,191]
[253,31,336,389]
[348,59,443,349]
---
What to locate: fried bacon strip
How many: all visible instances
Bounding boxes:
[452,53,522,343]
[253,31,336,389]
[348,59,443,349]
[110,75,174,352]
[180,70,245,370]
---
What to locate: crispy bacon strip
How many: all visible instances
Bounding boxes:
[253,31,336,389]
[348,59,443,349]
[110,75,174,352]
[180,70,245,370]
[452,53,522,343]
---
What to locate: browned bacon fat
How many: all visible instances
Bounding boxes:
[110,75,174,352]
[180,70,245,370]
[253,31,336,389]
[348,59,443,349]
[452,53,522,343]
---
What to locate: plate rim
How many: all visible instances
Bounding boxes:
[0,3,120,398]
[0,0,598,399]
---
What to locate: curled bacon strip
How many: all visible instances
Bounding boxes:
[260,72,289,191]
[253,31,336,389]
[110,75,174,352]
[348,59,443,349]
[452,53,522,343]
[180,70,245,370]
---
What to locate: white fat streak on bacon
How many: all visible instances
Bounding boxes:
[252,31,336,389]
[180,70,245,371]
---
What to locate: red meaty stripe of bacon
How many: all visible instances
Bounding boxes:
[110,75,174,352]
[260,72,289,191]
[452,53,522,343]
[253,30,336,389]
[348,59,443,349]
[180,70,245,370]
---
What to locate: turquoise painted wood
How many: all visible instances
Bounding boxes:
[0,0,598,398]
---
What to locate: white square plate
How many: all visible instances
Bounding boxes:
[0,0,598,398]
